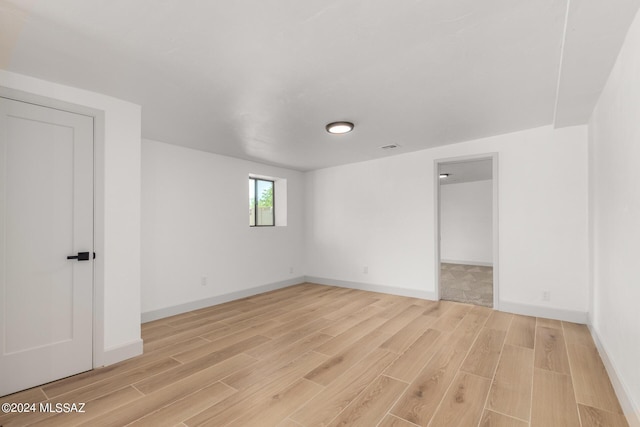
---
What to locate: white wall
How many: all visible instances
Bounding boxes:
[589,7,640,423]
[141,139,305,318]
[0,70,142,366]
[306,125,589,320]
[440,180,493,265]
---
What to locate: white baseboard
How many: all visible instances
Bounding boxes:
[588,325,640,427]
[304,276,437,301]
[441,259,493,267]
[141,277,306,323]
[499,300,588,324]
[96,338,143,368]
[307,279,585,324]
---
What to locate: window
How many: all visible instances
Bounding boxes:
[249,178,274,226]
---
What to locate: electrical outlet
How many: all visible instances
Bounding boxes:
[201,276,207,286]
[542,290,551,301]
[289,267,294,274]
[363,266,369,274]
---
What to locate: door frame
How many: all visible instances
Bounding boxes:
[433,153,499,309]
[0,86,106,368]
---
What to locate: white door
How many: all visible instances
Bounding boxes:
[0,97,94,396]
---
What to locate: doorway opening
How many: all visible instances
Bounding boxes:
[435,154,498,309]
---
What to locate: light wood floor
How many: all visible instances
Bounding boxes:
[0,283,629,427]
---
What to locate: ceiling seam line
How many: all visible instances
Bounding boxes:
[552,0,572,127]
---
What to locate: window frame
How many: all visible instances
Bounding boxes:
[249,177,275,227]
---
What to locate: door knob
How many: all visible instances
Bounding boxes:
[66,252,95,261]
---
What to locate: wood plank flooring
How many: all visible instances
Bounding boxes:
[0,283,628,427]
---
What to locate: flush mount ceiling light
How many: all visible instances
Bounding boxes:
[439,173,450,179]
[326,121,354,134]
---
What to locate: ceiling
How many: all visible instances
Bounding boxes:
[439,159,492,185]
[1,0,638,171]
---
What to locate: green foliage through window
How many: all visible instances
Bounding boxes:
[249,178,274,226]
